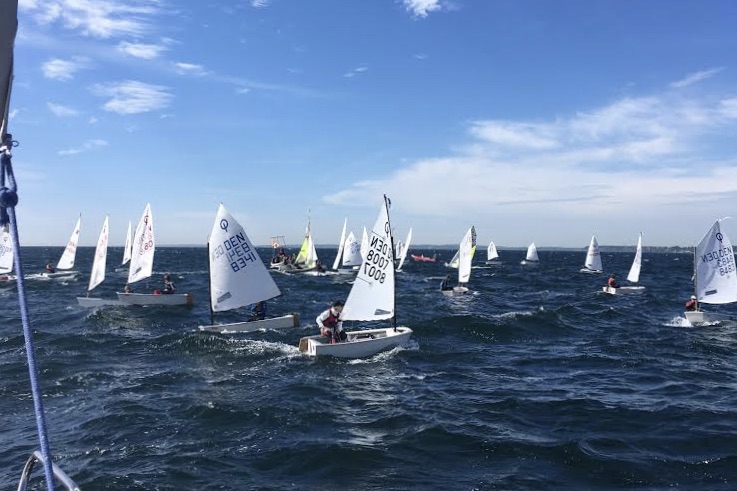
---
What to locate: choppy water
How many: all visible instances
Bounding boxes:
[1,246,736,490]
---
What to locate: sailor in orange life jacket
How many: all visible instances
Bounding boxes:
[685,295,698,312]
[316,300,347,343]
[607,273,620,289]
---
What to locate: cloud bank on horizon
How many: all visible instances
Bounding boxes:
[9,0,737,248]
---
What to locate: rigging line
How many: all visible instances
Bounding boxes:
[1,141,57,491]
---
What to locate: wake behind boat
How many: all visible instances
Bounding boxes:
[197,204,299,333]
[298,195,413,359]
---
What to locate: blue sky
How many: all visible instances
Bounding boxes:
[8,0,737,248]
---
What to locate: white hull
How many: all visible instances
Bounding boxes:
[116,292,194,306]
[199,314,299,333]
[32,270,79,279]
[485,260,501,265]
[520,260,538,266]
[441,286,469,297]
[684,310,732,326]
[298,327,413,359]
[77,297,124,307]
[580,268,602,274]
[602,286,646,295]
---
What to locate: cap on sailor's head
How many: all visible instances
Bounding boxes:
[690,295,697,300]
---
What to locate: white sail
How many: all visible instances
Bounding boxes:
[342,232,362,267]
[584,235,603,271]
[121,220,132,266]
[526,242,539,262]
[128,203,155,284]
[447,250,460,268]
[627,233,643,283]
[359,226,369,260]
[342,197,395,321]
[694,219,737,305]
[88,216,109,292]
[56,215,81,270]
[397,228,413,271]
[487,241,499,261]
[208,204,280,312]
[331,217,347,270]
[457,226,476,284]
[0,227,13,274]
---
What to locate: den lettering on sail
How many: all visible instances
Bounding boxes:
[212,232,257,272]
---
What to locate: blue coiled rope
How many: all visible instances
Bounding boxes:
[1,134,56,491]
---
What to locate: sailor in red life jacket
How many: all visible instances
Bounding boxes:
[685,295,698,312]
[316,300,347,343]
[607,273,620,289]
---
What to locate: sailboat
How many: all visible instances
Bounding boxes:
[77,216,122,307]
[331,217,348,273]
[684,219,737,325]
[116,203,193,306]
[441,226,476,296]
[520,242,539,265]
[396,227,413,271]
[602,233,646,295]
[580,235,603,273]
[288,212,321,274]
[298,195,413,358]
[42,215,81,278]
[115,220,132,272]
[445,249,460,268]
[198,204,299,332]
[486,241,500,264]
[0,226,15,282]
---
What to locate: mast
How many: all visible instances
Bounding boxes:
[384,194,397,331]
[207,238,214,326]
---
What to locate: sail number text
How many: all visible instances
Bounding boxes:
[213,231,257,272]
[364,232,391,283]
[701,245,736,276]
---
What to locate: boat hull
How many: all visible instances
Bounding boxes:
[684,310,731,325]
[580,268,603,274]
[441,286,469,297]
[116,292,194,306]
[199,314,300,333]
[602,286,646,295]
[40,270,79,279]
[298,327,413,359]
[411,255,436,263]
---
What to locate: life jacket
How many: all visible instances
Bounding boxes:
[321,309,340,329]
[607,277,616,287]
[685,299,697,311]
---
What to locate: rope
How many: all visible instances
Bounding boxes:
[1,136,57,491]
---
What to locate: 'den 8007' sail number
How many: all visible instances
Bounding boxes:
[364,231,391,283]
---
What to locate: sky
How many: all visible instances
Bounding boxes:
[6,0,737,248]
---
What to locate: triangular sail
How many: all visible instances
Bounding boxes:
[359,226,369,260]
[627,233,643,283]
[458,226,476,284]
[584,235,602,271]
[526,243,539,262]
[331,218,347,270]
[208,204,280,312]
[397,228,413,271]
[56,215,81,270]
[294,214,318,268]
[487,241,499,261]
[121,221,132,266]
[88,216,109,292]
[0,227,13,274]
[447,250,460,268]
[128,203,155,284]
[694,219,737,305]
[342,232,362,267]
[342,197,395,321]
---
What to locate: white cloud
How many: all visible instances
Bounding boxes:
[88,116,98,124]
[41,57,88,80]
[402,0,442,18]
[91,80,172,114]
[174,62,208,76]
[250,0,270,7]
[343,66,368,78]
[20,0,162,39]
[58,139,107,156]
[47,102,79,117]
[325,86,737,244]
[670,67,725,88]
[116,41,168,59]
